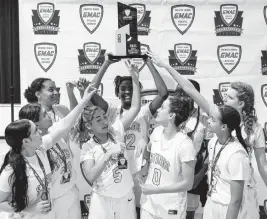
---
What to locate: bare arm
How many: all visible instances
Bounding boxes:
[66,82,78,111]
[192,163,208,189]
[81,145,121,185]
[254,147,267,186]
[146,59,168,115]
[226,180,244,219]
[90,55,120,112]
[0,191,13,212]
[147,51,211,115]
[48,85,97,147]
[120,64,141,130]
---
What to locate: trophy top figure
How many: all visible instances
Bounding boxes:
[110,2,148,59]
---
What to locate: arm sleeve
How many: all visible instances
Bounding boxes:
[228,151,250,181]
[179,137,197,163]
[0,167,12,193]
[80,142,95,163]
[253,124,265,149]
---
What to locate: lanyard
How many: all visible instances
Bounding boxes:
[51,143,67,172]
[93,135,107,153]
[24,153,49,194]
[208,137,232,196]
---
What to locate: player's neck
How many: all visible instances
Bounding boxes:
[216,132,232,145]
[41,104,53,112]
[94,133,108,144]
[122,102,131,110]
[163,123,177,140]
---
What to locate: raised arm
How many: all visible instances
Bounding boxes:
[120,64,141,130]
[90,54,120,112]
[147,51,211,115]
[66,81,78,111]
[146,58,168,115]
[48,84,97,146]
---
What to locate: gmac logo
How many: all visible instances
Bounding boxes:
[78,42,106,74]
[217,44,242,74]
[34,43,57,72]
[32,2,60,35]
[129,4,151,35]
[212,82,230,106]
[264,6,267,25]
[261,50,267,75]
[128,44,150,72]
[80,4,103,34]
[214,4,243,36]
[168,43,197,75]
[261,84,267,107]
[171,5,195,35]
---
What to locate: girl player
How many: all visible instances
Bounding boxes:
[0,84,96,218]
[15,84,97,218]
[74,64,141,219]
[88,56,168,216]
[24,78,69,122]
[175,82,211,219]
[147,52,251,219]
[140,93,197,219]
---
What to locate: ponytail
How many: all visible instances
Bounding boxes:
[187,106,200,138]
[0,150,29,212]
[235,125,249,153]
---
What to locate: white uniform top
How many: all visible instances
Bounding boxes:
[0,135,55,219]
[106,103,152,174]
[207,137,250,205]
[141,126,196,219]
[48,138,77,199]
[80,120,134,198]
[45,104,69,123]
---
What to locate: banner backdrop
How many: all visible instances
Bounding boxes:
[19,0,267,217]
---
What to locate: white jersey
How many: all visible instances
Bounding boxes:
[80,120,134,198]
[207,137,250,205]
[45,104,69,123]
[106,103,152,174]
[141,126,196,219]
[47,138,77,199]
[0,135,55,219]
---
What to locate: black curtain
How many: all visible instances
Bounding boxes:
[0,0,20,104]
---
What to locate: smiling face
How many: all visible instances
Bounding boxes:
[118,80,133,105]
[36,80,59,107]
[89,108,109,135]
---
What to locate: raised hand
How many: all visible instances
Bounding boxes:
[146,51,166,68]
[77,77,90,94]
[82,83,97,100]
[106,52,121,64]
[65,81,76,93]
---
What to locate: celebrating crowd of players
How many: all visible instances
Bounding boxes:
[0,52,266,219]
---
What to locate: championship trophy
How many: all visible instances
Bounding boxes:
[109,2,148,59]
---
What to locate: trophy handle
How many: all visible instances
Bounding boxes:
[108,54,148,59]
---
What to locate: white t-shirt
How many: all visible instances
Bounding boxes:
[207,137,250,205]
[0,135,55,219]
[80,120,134,198]
[106,103,153,174]
[45,104,69,123]
[141,126,196,219]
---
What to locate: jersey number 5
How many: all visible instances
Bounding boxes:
[152,168,161,186]
[112,167,122,183]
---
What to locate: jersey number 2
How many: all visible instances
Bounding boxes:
[126,134,135,150]
[152,168,161,186]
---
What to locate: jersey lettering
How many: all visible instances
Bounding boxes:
[126,134,136,150]
[112,166,122,183]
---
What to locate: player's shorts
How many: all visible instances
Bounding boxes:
[89,189,136,219]
[187,193,200,212]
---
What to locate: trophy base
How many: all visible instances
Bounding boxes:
[108,54,148,59]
